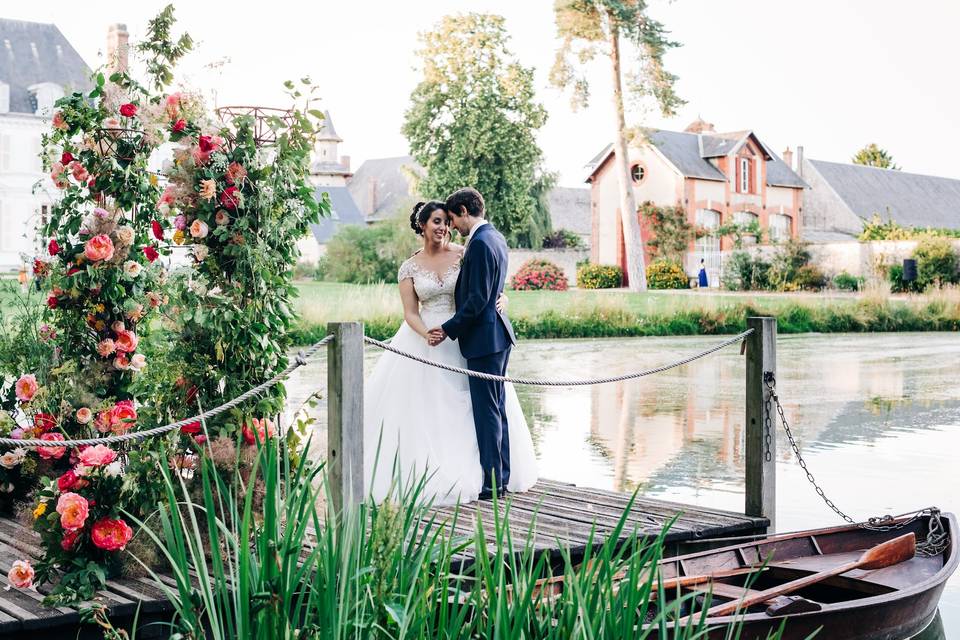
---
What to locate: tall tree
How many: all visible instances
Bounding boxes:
[403,13,547,245]
[852,143,900,170]
[551,0,684,291]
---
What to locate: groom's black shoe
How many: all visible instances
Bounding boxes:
[479,489,507,501]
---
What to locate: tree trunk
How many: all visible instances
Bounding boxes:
[608,22,647,291]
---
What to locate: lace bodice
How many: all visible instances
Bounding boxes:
[398,258,459,315]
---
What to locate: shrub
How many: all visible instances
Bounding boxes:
[577,264,622,289]
[793,264,828,291]
[888,263,920,294]
[323,220,420,284]
[912,236,960,290]
[859,214,960,241]
[767,239,820,291]
[511,259,568,291]
[542,229,583,249]
[722,252,770,291]
[832,271,863,291]
[645,259,688,290]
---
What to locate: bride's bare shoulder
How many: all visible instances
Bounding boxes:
[448,244,465,255]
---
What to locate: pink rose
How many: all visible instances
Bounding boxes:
[94,411,112,434]
[70,162,89,183]
[189,219,209,239]
[114,330,139,353]
[91,518,133,551]
[165,93,182,120]
[78,444,117,467]
[15,374,38,402]
[214,210,230,226]
[242,418,276,445]
[111,320,126,334]
[75,407,93,424]
[174,214,187,231]
[96,339,116,357]
[52,111,68,130]
[7,560,34,589]
[84,234,115,262]
[160,185,177,206]
[172,118,186,133]
[37,433,66,460]
[129,353,147,371]
[109,400,137,433]
[56,492,89,532]
[113,353,130,371]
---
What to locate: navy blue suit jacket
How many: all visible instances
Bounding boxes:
[442,223,517,359]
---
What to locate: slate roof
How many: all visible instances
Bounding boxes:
[317,110,342,142]
[585,129,806,188]
[348,155,424,221]
[546,187,591,237]
[807,159,960,230]
[309,186,365,243]
[0,19,91,114]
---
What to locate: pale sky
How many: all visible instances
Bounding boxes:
[6,0,959,187]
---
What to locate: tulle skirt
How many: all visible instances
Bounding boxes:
[363,309,538,506]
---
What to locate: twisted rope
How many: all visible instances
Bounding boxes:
[0,335,334,449]
[364,329,754,386]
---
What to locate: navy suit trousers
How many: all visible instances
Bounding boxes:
[467,346,511,494]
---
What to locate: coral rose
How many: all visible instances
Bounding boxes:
[70,162,89,183]
[37,433,67,460]
[189,219,209,239]
[78,444,117,467]
[114,330,139,353]
[84,234,115,262]
[109,400,137,432]
[119,103,137,117]
[94,411,112,434]
[113,354,130,371]
[52,111,68,130]
[15,374,38,402]
[90,518,133,551]
[56,492,89,532]
[225,162,247,185]
[76,407,93,424]
[219,186,241,210]
[242,418,276,445]
[7,559,34,589]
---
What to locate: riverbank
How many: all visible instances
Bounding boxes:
[291,282,960,344]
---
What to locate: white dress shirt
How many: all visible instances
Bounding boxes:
[464,219,488,251]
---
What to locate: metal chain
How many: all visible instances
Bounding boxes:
[364,329,754,387]
[764,373,948,556]
[0,335,334,448]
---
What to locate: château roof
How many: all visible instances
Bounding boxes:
[317,110,342,142]
[0,18,91,114]
[309,186,366,243]
[348,155,424,221]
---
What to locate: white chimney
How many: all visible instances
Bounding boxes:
[106,24,129,75]
[782,147,793,171]
[796,146,804,177]
[340,154,350,171]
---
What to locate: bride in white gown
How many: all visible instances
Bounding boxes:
[363,201,538,506]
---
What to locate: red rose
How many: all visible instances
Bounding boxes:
[143,246,159,263]
[180,420,201,435]
[198,135,215,153]
[48,239,60,256]
[60,529,81,552]
[47,295,58,309]
[33,259,48,277]
[185,385,198,405]
[119,103,137,117]
[34,413,56,432]
[172,119,186,132]
[151,220,164,241]
[57,469,80,492]
[219,186,240,210]
[66,265,82,276]
[60,152,74,164]
[90,517,133,551]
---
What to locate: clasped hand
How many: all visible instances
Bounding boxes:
[427,327,446,346]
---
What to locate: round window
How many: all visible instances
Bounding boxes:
[631,163,646,184]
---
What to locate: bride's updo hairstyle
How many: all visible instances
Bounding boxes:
[409,200,447,235]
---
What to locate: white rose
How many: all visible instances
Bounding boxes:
[115,225,134,245]
[130,353,147,370]
[104,461,123,477]
[123,260,143,279]
[192,245,209,262]
[0,451,22,469]
[158,202,171,217]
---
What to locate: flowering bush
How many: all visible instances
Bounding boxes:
[510,259,568,291]
[576,263,623,289]
[645,259,689,290]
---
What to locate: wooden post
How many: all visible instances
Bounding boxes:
[745,316,777,531]
[327,322,364,515]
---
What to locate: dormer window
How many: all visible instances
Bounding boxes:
[28,82,64,117]
[739,157,750,193]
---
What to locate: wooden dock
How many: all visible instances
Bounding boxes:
[0,479,767,638]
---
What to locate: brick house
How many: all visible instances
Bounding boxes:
[585,119,806,286]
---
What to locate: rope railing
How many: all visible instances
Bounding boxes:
[0,335,335,449]
[363,329,754,386]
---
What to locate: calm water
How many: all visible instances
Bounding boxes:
[287,332,959,638]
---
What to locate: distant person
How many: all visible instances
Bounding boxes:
[698,259,709,289]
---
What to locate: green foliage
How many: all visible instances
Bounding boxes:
[887,264,918,294]
[645,259,688,290]
[134,4,194,91]
[722,252,771,292]
[715,219,762,249]
[912,236,960,290]
[852,143,900,170]
[577,263,623,289]
[767,240,826,292]
[403,13,547,245]
[832,272,863,291]
[322,220,420,284]
[551,0,684,116]
[640,201,695,262]
[858,214,960,241]
[542,229,584,249]
[511,259,569,291]
[514,171,557,249]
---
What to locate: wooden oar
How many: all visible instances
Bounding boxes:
[704,532,916,618]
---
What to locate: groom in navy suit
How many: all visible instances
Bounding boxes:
[428,188,517,499]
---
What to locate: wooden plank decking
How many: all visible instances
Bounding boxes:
[0,480,767,637]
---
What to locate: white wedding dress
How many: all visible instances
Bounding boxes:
[363,257,538,506]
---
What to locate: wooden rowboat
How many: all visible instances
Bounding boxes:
[652,510,957,640]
